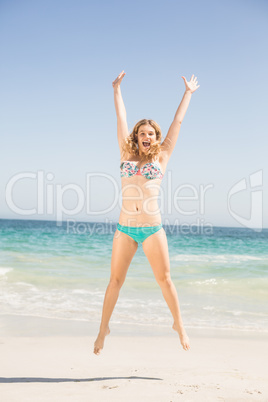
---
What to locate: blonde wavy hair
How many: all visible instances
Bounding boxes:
[121,119,162,161]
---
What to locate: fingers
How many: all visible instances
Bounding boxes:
[112,70,126,87]
[182,74,199,84]
[191,75,200,89]
[191,75,198,82]
[117,70,125,79]
[118,70,125,80]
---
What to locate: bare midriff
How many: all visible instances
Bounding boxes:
[118,175,163,227]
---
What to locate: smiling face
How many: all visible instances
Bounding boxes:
[137,124,157,154]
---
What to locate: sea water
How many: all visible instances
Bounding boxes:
[0,219,267,332]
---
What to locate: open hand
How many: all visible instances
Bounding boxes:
[112,70,126,89]
[182,74,200,93]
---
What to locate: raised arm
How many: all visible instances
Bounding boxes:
[112,70,128,154]
[161,74,200,160]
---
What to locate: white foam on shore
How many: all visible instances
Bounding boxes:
[0,267,13,276]
[1,274,267,332]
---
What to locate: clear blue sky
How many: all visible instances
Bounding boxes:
[1,0,267,228]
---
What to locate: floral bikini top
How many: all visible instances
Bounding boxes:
[120,160,164,180]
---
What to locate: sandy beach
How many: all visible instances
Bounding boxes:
[0,315,268,402]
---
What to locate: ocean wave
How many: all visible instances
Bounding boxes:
[190,278,218,286]
[71,289,103,295]
[171,254,264,263]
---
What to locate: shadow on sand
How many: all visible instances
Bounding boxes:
[0,375,163,383]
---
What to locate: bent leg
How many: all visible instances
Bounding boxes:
[142,228,190,351]
[94,230,138,355]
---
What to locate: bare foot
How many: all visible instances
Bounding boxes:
[93,327,110,355]
[172,322,190,351]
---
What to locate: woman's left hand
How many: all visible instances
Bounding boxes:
[182,74,200,93]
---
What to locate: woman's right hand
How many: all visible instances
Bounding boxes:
[112,70,126,89]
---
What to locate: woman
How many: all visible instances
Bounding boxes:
[94,70,200,355]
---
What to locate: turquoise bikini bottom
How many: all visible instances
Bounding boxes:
[117,223,163,244]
